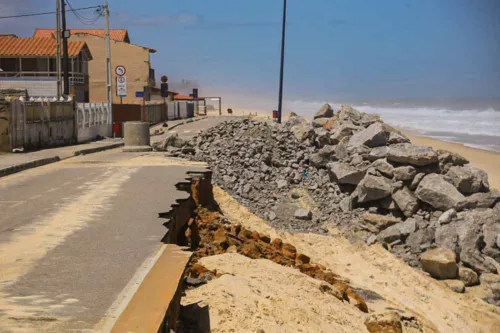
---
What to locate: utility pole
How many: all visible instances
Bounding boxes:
[56,0,62,99]
[61,0,70,96]
[104,2,113,123]
[277,0,287,124]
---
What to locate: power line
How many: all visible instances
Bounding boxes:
[66,0,103,25]
[0,5,102,20]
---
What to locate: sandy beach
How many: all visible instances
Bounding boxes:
[405,133,500,190]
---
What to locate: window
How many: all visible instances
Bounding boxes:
[21,58,37,71]
[49,58,57,72]
[0,58,19,72]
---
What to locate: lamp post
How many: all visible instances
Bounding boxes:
[277,0,287,124]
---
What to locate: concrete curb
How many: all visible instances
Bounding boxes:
[0,156,60,178]
[73,142,124,156]
[166,116,207,132]
[0,142,124,178]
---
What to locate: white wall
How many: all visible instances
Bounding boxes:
[76,103,112,142]
[0,78,57,98]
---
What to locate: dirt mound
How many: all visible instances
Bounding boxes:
[211,186,500,333]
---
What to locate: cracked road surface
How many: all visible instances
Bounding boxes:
[0,150,207,332]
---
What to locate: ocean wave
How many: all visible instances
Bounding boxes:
[285,100,500,137]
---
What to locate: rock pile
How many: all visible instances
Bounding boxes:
[157,104,500,304]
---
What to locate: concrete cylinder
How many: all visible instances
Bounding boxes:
[122,121,152,152]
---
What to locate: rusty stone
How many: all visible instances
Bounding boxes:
[250,231,260,241]
[281,243,297,259]
[323,271,339,285]
[213,229,229,249]
[365,311,403,333]
[271,238,283,249]
[295,253,311,265]
[259,233,271,243]
[238,228,252,239]
[227,245,238,253]
[241,242,261,259]
[346,288,369,313]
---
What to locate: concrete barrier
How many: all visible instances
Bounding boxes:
[123,121,152,152]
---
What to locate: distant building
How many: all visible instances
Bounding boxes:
[33,29,156,104]
[0,36,92,101]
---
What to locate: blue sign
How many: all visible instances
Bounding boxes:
[135,91,144,98]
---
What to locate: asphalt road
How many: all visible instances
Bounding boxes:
[0,119,227,331]
[152,116,238,143]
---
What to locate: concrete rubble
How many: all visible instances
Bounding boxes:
[155,103,500,306]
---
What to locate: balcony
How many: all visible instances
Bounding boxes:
[0,71,87,85]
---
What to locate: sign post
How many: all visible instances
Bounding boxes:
[115,65,127,104]
[116,76,127,101]
[161,75,169,121]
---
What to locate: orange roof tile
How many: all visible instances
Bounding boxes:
[0,37,91,58]
[33,28,130,43]
[174,94,193,101]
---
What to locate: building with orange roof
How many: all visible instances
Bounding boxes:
[32,29,157,104]
[33,28,130,43]
[0,36,92,101]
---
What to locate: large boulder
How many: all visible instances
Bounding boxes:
[364,311,403,333]
[377,218,417,243]
[387,144,438,166]
[388,131,410,144]
[371,159,394,178]
[283,115,312,142]
[330,122,360,144]
[314,103,334,119]
[437,149,469,166]
[482,210,500,263]
[361,213,401,233]
[337,104,363,125]
[393,165,416,182]
[458,267,479,287]
[328,162,365,185]
[415,174,466,211]
[348,122,390,148]
[357,174,392,203]
[461,192,500,209]
[311,118,330,128]
[314,127,331,148]
[359,113,381,127]
[420,248,458,279]
[458,210,499,274]
[366,146,389,162]
[392,187,419,217]
[406,229,435,253]
[152,132,187,151]
[294,209,312,220]
[480,273,500,306]
[435,223,459,255]
[447,166,489,194]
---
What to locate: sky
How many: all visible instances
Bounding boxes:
[1,0,500,109]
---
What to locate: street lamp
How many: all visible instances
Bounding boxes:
[277,0,287,124]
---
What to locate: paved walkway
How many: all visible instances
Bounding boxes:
[0,139,123,177]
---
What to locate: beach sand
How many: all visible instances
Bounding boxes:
[406,133,500,190]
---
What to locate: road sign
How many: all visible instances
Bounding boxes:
[115,65,126,76]
[117,76,127,97]
[135,91,144,98]
[161,83,169,98]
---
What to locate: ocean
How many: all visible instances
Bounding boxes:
[285,100,500,153]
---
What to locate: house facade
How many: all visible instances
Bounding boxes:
[33,29,156,104]
[0,36,92,102]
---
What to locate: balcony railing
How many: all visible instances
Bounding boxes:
[0,71,86,85]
